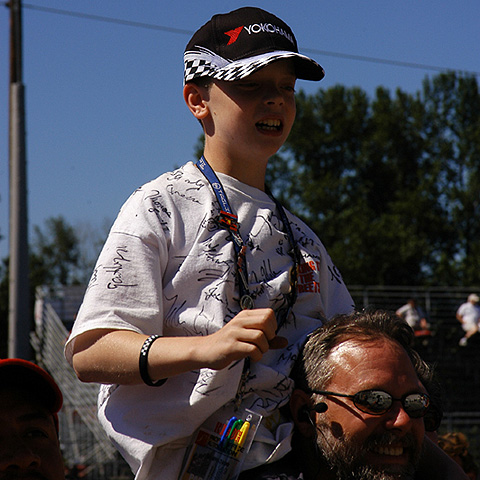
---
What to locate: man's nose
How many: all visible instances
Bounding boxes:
[0,439,41,471]
[384,403,416,431]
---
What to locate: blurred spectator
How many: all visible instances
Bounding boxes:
[457,294,480,347]
[0,358,65,480]
[396,298,430,333]
[65,463,88,479]
[438,432,479,480]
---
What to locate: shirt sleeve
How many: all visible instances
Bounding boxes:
[64,187,169,365]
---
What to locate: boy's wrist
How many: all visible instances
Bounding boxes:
[146,334,217,379]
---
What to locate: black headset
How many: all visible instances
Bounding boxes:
[300,402,328,422]
[313,402,328,413]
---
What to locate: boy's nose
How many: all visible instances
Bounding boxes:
[264,88,284,105]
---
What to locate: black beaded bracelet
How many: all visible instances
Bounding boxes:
[139,335,167,387]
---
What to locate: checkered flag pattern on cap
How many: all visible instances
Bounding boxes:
[183,7,325,84]
[184,58,217,83]
[184,47,226,83]
[184,48,317,83]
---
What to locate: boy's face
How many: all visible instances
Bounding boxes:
[202,59,297,162]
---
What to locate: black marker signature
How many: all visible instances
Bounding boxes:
[104,246,138,289]
[145,190,172,218]
[166,183,202,204]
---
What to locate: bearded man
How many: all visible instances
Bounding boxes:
[239,310,467,480]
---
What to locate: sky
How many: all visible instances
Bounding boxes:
[1,0,479,261]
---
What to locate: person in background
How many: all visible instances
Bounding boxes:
[0,358,65,480]
[396,298,429,332]
[457,294,480,347]
[438,432,479,480]
[240,310,468,480]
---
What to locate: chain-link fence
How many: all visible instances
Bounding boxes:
[33,284,480,476]
[32,287,133,479]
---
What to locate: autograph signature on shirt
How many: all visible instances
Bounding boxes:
[104,246,138,289]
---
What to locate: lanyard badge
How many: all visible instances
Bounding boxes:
[218,210,239,233]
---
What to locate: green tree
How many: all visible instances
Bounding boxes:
[266,72,479,286]
[0,215,100,356]
[422,73,480,285]
[31,216,81,286]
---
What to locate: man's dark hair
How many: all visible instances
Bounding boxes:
[292,309,433,395]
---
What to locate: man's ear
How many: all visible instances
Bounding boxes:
[183,83,210,121]
[290,389,316,438]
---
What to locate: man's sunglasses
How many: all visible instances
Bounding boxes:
[309,389,430,419]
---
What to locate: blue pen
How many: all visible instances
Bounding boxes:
[224,419,243,455]
[218,416,237,450]
[210,416,238,480]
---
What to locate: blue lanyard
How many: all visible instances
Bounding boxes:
[196,156,300,410]
[196,156,300,327]
[196,156,253,310]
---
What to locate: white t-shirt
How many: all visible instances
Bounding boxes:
[396,303,425,329]
[457,302,480,331]
[65,162,354,479]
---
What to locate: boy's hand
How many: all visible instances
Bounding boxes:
[199,308,288,370]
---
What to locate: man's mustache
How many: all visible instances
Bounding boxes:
[0,473,50,480]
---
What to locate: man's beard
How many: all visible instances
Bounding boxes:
[315,424,423,480]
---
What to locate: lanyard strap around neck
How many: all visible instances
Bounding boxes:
[196,157,300,328]
[265,185,301,329]
[196,156,253,310]
[196,156,300,409]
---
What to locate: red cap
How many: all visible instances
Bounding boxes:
[0,358,63,424]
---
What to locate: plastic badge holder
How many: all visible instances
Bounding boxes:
[178,409,262,480]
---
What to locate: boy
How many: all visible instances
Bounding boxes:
[65,7,353,479]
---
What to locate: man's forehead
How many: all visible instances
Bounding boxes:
[327,337,421,389]
[13,410,53,426]
[0,394,56,439]
[329,337,398,363]
[0,387,53,417]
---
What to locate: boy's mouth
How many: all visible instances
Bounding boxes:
[256,119,282,132]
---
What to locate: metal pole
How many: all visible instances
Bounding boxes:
[8,0,31,359]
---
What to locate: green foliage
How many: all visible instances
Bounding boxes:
[266,72,480,286]
[0,215,108,356]
[31,216,81,286]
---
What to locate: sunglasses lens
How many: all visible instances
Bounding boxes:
[354,390,392,414]
[404,393,430,418]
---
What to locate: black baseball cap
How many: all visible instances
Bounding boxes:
[184,7,325,84]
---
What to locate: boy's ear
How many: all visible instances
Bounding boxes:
[290,389,316,438]
[183,83,209,120]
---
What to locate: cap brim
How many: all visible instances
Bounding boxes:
[213,51,324,82]
[184,48,324,84]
